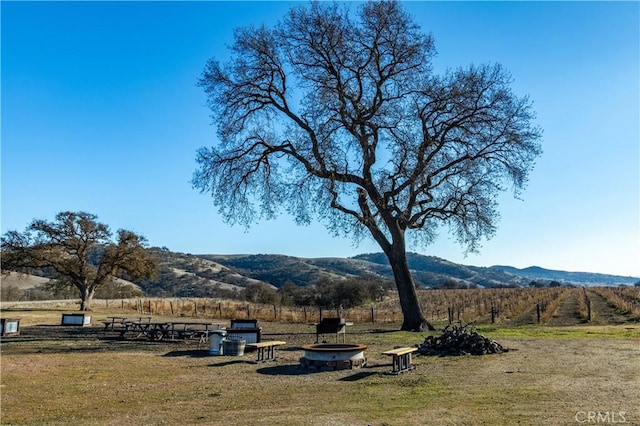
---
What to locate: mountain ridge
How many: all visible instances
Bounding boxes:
[197,251,638,289]
[3,250,637,299]
[490,264,639,285]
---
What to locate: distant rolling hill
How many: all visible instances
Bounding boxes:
[0,271,141,293]
[1,271,53,289]
[3,249,637,298]
[349,252,529,288]
[201,252,638,289]
[490,265,639,286]
[200,254,394,287]
[136,249,275,298]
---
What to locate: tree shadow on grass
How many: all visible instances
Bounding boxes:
[163,350,259,366]
[207,359,255,368]
[163,349,210,358]
[278,346,304,352]
[256,364,317,376]
[262,332,317,337]
[369,329,402,334]
[256,364,383,380]
[2,308,69,312]
[338,371,380,381]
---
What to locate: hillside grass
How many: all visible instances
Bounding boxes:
[1,305,638,425]
[0,272,52,290]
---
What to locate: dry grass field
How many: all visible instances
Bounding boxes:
[1,303,639,426]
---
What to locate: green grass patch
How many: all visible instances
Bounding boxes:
[477,324,640,339]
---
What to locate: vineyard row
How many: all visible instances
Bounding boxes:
[63,286,640,326]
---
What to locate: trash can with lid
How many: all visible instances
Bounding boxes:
[208,330,227,355]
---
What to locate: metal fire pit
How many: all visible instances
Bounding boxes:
[300,343,367,370]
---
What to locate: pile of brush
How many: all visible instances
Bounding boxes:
[418,324,508,356]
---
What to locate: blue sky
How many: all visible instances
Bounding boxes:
[2,1,638,277]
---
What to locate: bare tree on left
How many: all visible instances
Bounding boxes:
[1,211,156,310]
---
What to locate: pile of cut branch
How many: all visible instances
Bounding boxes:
[418,324,508,356]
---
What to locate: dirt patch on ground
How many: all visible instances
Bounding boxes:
[587,290,634,325]
[546,290,585,327]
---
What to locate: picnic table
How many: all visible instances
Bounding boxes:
[102,317,128,331]
[169,321,223,342]
[102,316,152,331]
[116,320,223,342]
[119,321,172,340]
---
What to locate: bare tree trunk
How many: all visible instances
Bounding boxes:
[387,243,435,331]
[365,214,435,332]
[79,286,94,311]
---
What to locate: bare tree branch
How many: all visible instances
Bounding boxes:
[193,1,542,331]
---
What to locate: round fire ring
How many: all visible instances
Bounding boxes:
[300,343,367,370]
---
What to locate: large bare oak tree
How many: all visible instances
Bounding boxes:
[1,211,156,311]
[193,1,542,330]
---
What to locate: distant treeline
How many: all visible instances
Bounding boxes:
[245,275,395,308]
[1,273,395,309]
[1,280,142,302]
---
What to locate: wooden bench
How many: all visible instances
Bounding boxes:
[382,347,418,375]
[245,341,286,363]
